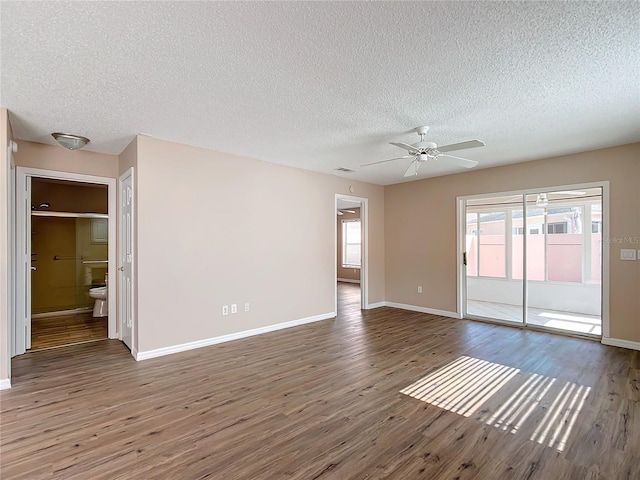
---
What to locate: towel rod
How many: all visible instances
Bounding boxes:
[53,255,84,261]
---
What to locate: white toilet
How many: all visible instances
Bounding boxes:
[89,274,108,317]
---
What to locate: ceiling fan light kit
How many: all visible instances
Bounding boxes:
[362,125,485,177]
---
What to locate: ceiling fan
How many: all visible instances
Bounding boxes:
[337,209,356,216]
[362,126,485,177]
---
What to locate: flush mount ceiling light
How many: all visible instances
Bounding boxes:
[536,193,549,207]
[51,132,90,150]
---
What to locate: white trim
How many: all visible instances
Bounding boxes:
[31,308,93,319]
[337,278,360,284]
[14,167,117,359]
[601,337,640,351]
[365,301,386,309]
[384,302,462,319]
[601,182,610,338]
[0,378,11,390]
[335,194,369,311]
[456,198,465,317]
[135,311,336,361]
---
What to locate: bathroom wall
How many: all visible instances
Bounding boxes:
[337,208,361,282]
[31,178,107,214]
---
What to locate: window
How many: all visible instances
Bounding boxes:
[547,222,567,234]
[342,219,361,268]
[466,211,506,278]
[91,218,108,244]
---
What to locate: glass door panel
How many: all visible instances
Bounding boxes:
[465,194,523,324]
[525,190,602,336]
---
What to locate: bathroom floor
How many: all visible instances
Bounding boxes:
[30,312,108,351]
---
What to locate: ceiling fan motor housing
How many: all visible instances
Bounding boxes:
[413,141,438,150]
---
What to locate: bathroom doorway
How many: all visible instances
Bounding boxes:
[14,167,117,355]
[29,178,109,350]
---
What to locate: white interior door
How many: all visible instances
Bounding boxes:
[23,176,32,350]
[119,169,134,351]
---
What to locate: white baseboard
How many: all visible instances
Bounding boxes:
[337,278,360,284]
[32,307,93,319]
[0,378,11,390]
[601,337,640,351]
[135,311,336,361]
[384,302,462,319]
[365,301,386,309]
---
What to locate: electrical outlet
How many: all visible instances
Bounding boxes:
[231,304,237,314]
[417,286,423,294]
[222,305,229,315]
[621,249,637,261]
[245,302,250,312]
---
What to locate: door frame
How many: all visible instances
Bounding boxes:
[456,181,610,339]
[335,194,369,312]
[14,167,117,356]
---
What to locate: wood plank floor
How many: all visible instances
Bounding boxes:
[1,283,638,479]
[30,312,108,350]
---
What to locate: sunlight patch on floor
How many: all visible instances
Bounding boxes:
[402,356,591,451]
[400,356,519,418]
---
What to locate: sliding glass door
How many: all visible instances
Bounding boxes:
[464,188,603,337]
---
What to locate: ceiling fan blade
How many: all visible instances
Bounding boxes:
[403,161,419,177]
[438,154,478,168]
[361,155,413,167]
[437,140,485,153]
[390,142,420,154]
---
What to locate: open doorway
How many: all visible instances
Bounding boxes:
[29,178,109,350]
[14,167,117,356]
[335,195,368,315]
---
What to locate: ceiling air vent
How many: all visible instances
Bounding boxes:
[334,167,356,173]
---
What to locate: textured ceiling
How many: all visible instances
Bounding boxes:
[1,1,639,185]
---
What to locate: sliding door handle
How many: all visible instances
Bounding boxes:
[463,252,467,266]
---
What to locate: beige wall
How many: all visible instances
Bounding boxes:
[385,143,640,343]
[14,140,119,178]
[0,108,12,383]
[337,208,361,282]
[134,136,384,352]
